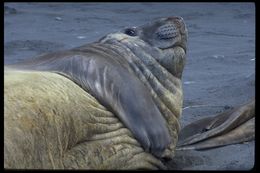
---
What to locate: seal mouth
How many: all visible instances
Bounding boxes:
[160,39,187,53]
[156,27,187,52]
[173,43,186,53]
[166,28,187,52]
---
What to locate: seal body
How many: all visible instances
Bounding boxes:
[9,17,187,157]
[4,69,167,169]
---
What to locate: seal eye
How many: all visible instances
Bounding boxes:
[124,28,137,36]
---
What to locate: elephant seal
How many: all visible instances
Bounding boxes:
[177,98,255,150]
[8,16,187,158]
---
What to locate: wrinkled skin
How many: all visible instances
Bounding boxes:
[4,70,166,169]
[4,16,255,169]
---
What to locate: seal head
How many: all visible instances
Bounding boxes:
[101,16,188,78]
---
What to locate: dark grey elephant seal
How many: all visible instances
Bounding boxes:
[177,98,255,150]
[9,16,187,157]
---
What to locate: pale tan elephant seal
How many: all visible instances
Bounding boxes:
[5,16,187,169]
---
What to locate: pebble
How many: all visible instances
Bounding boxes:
[77,36,86,39]
[55,17,62,21]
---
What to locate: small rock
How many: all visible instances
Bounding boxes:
[224,105,233,110]
[77,36,86,39]
[184,81,196,85]
[55,17,62,21]
[212,55,225,59]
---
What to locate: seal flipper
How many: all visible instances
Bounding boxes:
[177,117,254,150]
[177,99,255,150]
[11,51,171,157]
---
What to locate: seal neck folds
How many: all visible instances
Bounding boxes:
[99,16,187,157]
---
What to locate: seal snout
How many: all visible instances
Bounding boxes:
[167,16,184,25]
[156,24,178,40]
[166,16,186,33]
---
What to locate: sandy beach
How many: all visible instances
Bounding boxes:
[4,2,255,170]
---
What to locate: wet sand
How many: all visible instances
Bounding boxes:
[4,2,255,170]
